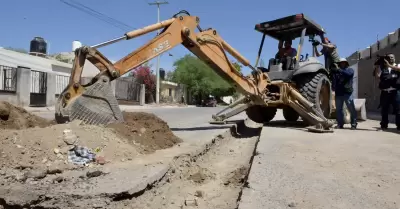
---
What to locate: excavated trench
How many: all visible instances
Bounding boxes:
[109,119,263,209]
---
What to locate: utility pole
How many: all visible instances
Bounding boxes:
[148,0,168,104]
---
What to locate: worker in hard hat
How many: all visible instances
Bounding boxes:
[332,58,358,130]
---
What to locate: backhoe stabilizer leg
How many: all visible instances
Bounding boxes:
[209,103,252,124]
[286,85,334,133]
[211,96,247,120]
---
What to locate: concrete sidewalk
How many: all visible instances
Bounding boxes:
[239,117,400,209]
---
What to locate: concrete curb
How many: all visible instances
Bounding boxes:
[126,165,170,196]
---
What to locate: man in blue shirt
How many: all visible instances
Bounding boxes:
[332,58,358,129]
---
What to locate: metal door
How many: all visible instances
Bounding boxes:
[30,70,47,107]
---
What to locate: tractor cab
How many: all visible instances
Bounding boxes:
[254,13,328,81]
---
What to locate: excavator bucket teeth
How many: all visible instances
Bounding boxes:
[55,76,124,125]
[209,120,226,125]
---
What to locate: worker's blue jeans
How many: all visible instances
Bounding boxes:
[335,93,358,128]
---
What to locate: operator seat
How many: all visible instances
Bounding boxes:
[268,54,296,71]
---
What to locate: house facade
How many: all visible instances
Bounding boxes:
[0,47,99,107]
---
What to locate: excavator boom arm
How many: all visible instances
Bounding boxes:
[68,15,264,99]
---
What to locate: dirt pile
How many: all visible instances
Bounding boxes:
[0,101,55,129]
[0,103,185,208]
[107,111,182,153]
[0,105,182,172]
[0,120,141,171]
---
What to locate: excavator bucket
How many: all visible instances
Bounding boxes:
[55,47,124,125]
[55,75,124,125]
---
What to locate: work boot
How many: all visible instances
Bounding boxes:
[351,123,358,130]
[335,125,343,129]
[377,126,387,131]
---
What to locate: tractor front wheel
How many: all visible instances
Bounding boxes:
[246,105,277,123]
[282,106,300,122]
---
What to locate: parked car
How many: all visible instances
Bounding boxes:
[202,97,217,107]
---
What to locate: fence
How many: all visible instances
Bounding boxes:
[0,65,185,106]
[0,65,17,92]
[55,74,70,95]
[115,77,141,102]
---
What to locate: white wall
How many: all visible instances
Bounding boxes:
[350,62,358,99]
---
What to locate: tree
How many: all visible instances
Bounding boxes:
[53,54,71,63]
[231,61,242,72]
[131,65,156,103]
[4,47,28,54]
[128,61,153,77]
[171,54,236,104]
[230,61,245,101]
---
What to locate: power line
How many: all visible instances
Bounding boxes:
[60,0,128,31]
[59,0,135,31]
[69,0,135,30]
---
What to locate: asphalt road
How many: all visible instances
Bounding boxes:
[34,106,246,142]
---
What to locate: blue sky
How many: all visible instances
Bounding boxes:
[1,0,399,75]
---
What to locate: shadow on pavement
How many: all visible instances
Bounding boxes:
[264,120,308,129]
[264,120,379,132]
[337,127,377,132]
[170,120,243,132]
[171,126,230,131]
[372,127,400,134]
[230,119,262,138]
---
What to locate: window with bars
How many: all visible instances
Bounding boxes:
[0,65,17,92]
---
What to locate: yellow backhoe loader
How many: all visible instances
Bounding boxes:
[55,11,335,132]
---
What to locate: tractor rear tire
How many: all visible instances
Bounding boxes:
[296,72,332,120]
[282,106,300,122]
[246,105,277,123]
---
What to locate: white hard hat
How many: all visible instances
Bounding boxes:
[339,58,349,65]
[339,58,349,64]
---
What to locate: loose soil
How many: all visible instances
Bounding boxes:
[0,104,182,173]
[0,103,188,208]
[0,101,55,129]
[0,120,141,171]
[0,102,259,209]
[107,111,182,154]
